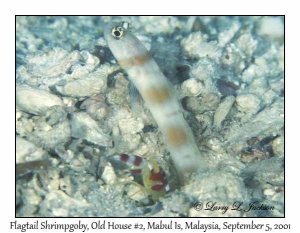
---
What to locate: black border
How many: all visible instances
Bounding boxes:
[15,15,285,219]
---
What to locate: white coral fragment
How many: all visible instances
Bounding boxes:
[16,137,41,163]
[235,93,261,114]
[16,85,63,115]
[256,17,284,41]
[181,78,203,97]
[26,49,80,78]
[181,32,221,60]
[213,96,236,127]
[70,112,112,147]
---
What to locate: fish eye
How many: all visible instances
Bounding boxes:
[120,21,132,31]
[112,26,124,39]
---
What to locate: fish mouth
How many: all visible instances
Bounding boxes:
[102,23,111,41]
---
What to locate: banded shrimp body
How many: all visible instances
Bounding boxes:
[107,153,169,202]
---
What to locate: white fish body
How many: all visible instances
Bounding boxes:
[103,22,205,184]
